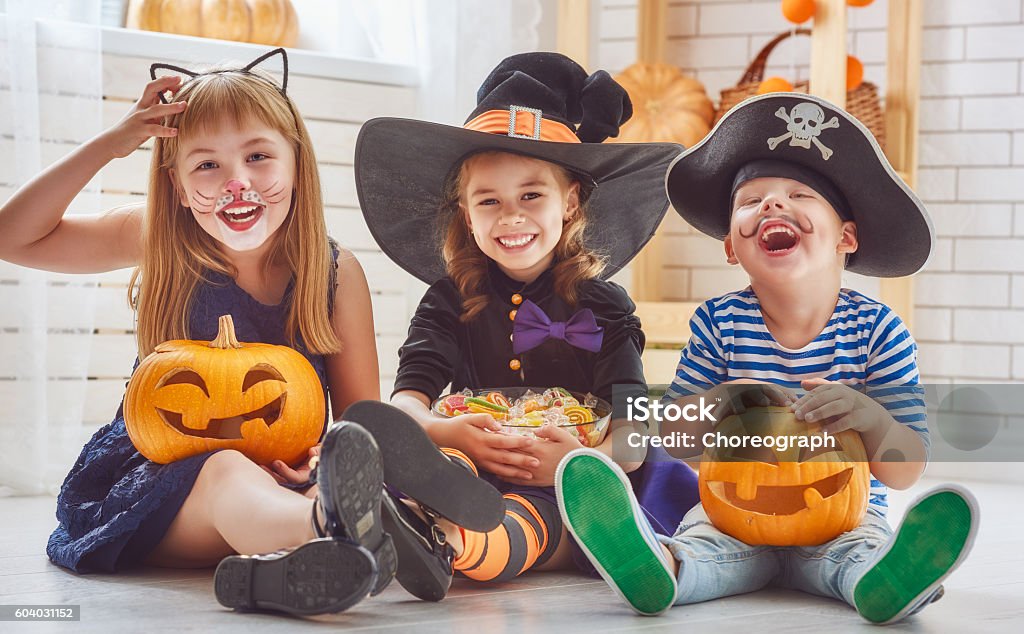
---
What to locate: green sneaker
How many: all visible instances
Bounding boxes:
[854,485,978,624]
[556,449,678,616]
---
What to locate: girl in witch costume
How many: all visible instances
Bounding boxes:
[354,52,700,589]
[0,48,504,616]
[555,93,979,623]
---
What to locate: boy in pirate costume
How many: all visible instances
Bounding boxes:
[555,93,979,623]
[353,52,700,598]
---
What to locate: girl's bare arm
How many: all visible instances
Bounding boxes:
[0,76,184,273]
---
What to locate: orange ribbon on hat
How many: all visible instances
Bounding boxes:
[463,106,580,143]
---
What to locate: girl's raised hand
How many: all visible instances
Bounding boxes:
[99,76,187,159]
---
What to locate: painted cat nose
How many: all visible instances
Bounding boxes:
[224,179,246,197]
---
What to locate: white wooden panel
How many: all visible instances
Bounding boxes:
[82,378,127,424]
[320,164,358,208]
[360,252,416,295]
[304,119,361,166]
[325,207,377,251]
[83,333,139,378]
[100,54,417,123]
[376,335,405,379]
[371,294,409,335]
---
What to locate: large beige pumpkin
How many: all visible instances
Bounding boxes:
[126,0,299,48]
[699,406,870,546]
[124,315,324,465]
[611,63,715,147]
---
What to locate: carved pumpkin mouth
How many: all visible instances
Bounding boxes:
[156,393,287,440]
[707,468,853,516]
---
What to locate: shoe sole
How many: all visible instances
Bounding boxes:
[319,422,398,595]
[382,494,452,602]
[854,484,978,624]
[342,400,504,532]
[214,538,376,616]
[556,449,677,616]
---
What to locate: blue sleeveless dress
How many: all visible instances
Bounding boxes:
[47,246,337,573]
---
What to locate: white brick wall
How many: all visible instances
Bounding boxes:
[597,0,1024,382]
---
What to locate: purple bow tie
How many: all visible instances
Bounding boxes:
[512,299,604,354]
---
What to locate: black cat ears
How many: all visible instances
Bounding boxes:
[149,47,289,104]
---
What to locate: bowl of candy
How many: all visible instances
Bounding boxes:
[432,387,612,448]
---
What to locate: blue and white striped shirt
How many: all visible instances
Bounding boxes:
[664,287,929,515]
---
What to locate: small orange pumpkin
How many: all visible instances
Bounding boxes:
[781,0,816,24]
[126,0,299,48]
[124,315,324,465]
[612,63,715,148]
[758,76,795,94]
[699,406,870,546]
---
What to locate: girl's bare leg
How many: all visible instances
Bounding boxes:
[147,450,317,567]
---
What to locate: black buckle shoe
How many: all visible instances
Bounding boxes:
[214,538,377,616]
[382,492,455,602]
[311,421,398,596]
[341,400,505,532]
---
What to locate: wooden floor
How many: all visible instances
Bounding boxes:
[2,476,1021,632]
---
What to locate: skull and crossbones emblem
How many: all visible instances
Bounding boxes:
[767,102,840,160]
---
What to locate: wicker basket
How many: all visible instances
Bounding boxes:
[715,29,885,148]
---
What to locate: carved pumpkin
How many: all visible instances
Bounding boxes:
[611,63,715,148]
[698,406,870,546]
[126,0,299,48]
[124,315,324,465]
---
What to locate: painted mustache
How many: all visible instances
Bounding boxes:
[188,182,288,214]
[738,214,815,239]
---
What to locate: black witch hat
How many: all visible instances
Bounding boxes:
[354,52,684,284]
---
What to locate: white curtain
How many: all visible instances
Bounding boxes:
[0,0,102,495]
[345,0,543,125]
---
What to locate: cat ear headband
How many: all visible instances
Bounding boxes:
[149,47,289,104]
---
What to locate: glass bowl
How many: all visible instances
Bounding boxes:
[432,387,612,448]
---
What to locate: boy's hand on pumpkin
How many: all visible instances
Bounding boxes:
[444,414,540,481]
[99,76,187,159]
[710,380,796,421]
[792,379,886,434]
[500,424,583,487]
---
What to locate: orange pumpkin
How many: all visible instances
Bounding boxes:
[699,406,869,546]
[757,76,795,94]
[781,0,816,24]
[126,0,299,48]
[611,63,715,148]
[124,315,324,465]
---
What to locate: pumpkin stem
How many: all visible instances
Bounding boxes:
[211,315,242,349]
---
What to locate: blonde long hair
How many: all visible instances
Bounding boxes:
[441,152,604,322]
[129,67,339,358]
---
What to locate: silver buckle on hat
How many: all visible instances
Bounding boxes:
[507,105,543,140]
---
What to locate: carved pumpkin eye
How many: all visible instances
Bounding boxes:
[157,368,209,397]
[242,363,287,392]
[729,443,778,464]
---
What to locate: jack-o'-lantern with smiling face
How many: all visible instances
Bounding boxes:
[124,315,324,465]
[698,406,870,546]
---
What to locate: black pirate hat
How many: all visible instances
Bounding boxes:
[666,93,933,277]
[354,52,684,285]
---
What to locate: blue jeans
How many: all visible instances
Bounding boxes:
[659,503,896,607]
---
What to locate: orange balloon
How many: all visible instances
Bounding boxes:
[846,55,864,90]
[848,0,874,6]
[758,77,795,94]
[781,0,815,24]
